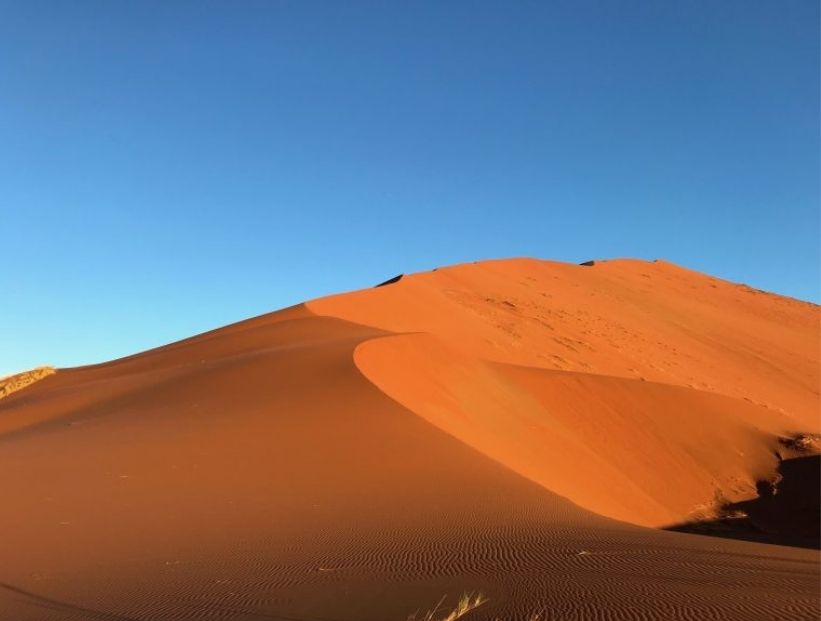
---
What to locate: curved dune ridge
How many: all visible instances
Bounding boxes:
[0,258,818,620]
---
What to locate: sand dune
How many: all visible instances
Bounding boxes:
[0,258,818,620]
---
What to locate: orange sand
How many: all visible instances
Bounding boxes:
[0,258,818,620]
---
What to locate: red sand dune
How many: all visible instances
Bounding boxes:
[1,258,818,620]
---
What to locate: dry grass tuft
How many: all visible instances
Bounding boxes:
[0,366,55,400]
[409,592,488,621]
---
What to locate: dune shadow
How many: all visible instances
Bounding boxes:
[666,455,820,549]
[375,274,403,287]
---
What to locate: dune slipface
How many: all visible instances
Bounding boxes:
[1,258,818,621]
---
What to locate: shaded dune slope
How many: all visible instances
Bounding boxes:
[1,258,818,620]
[669,453,820,549]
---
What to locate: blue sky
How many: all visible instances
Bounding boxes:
[1,1,818,375]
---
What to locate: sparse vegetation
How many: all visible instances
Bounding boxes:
[408,592,488,621]
[407,593,551,621]
[779,433,821,455]
[0,366,55,400]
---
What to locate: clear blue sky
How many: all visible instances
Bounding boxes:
[1,1,818,375]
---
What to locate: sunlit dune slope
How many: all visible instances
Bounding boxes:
[354,334,785,526]
[310,258,819,428]
[0,258,818,621]
[309,258,820,527]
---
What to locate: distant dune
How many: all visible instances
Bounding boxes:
[1,258,818,620]
[0,366,54,400]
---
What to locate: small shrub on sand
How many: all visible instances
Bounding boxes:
[409,592,488,621]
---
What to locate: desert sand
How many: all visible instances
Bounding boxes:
[0,258,818,620]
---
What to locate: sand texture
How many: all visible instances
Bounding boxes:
[1,258,818,620]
